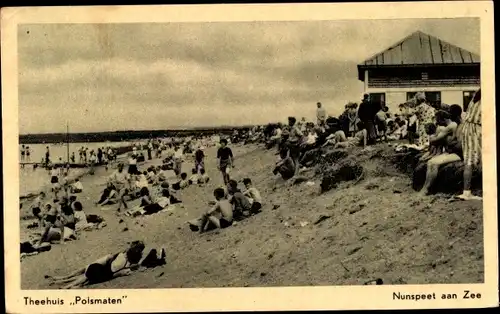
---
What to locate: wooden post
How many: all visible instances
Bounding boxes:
[364,70,369,93]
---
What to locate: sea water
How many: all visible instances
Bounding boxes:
[18,141,143,196]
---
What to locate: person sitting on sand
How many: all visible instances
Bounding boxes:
[273,147,296,180]
[419,110,462,196]
[146,167,157,184]
[44,241,166,289]
[188,168,199,185]
[333,121,368,149]
[243,178,262,214]
[70,179,83,194]
[157,165,169,182]
[59,198,78,241]
[188,188,234,233]
[387,118,408,140]
[97,182,118,206]
[419,123,445,161]
[178,173,190,189]
[197,168,210,185]
[36,203,64,245]
[135,172,149,190]
[72,201,105,231]
[227,180,252,218]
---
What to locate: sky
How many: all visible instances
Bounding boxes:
[18,18,480,134]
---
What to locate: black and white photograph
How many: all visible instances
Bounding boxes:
[3,2,497,312]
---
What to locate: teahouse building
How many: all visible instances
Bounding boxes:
[357,31,480,112]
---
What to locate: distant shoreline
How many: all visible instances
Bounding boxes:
[19,125,261,144]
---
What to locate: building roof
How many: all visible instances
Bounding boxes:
[358,30,480,67]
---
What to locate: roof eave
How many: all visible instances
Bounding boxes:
[357,62,480,69]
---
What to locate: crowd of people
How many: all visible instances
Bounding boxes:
[267,90,482,201]
[22,89,482,288]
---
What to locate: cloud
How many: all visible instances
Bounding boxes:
[17,18,480,133]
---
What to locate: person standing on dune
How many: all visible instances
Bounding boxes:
[217,138,234,186]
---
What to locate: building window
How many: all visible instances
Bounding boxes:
[406,92,441,107]
[407,92,417,101]
[463,91,475,112]
[426,92,441,107]
[369,93,386,106]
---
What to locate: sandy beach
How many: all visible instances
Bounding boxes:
[20,142,483,289]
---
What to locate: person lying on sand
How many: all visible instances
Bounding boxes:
[44,241,166,289]
[243,178,262,214]
[125,187,169,217]
[334,122,368,149]
[20,241,52,259]
[188,188,234,233]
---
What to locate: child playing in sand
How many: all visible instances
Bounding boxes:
[70,179,83,194]
[227,180,252,218]
[188,168,199,185]
[217,138,234,186]
[198,168,210,184]
[243,178,262,214]
[45,241,166,289]
[188,188,234,233]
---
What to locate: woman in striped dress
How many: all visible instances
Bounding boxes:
[456,89,482,201]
